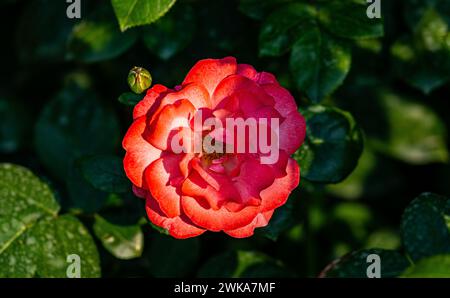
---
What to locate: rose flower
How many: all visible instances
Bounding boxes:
[123,57,305,238]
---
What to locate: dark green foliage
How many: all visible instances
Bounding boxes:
[294,105,364,184]
[0,0,449,278]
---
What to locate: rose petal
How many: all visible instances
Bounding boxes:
[237,64,258,80]
[212,95,240,121]
[181,167,240,210]
[179,153,194,178]
[242,106,283,156]
[224,211,274,238]
[133,84,169,120]
[268,150,289,178]
[149,84,210,124]
[212,75,274,109]
[260,158,300,212]
[181,195,260,231]
[123,117,162,188]
[256,72,278,85]
[279,110,306,154]
[132,185,147,199]
[146,196,205,239]
[145,154,185,218]
[237,90,273,115]
[262,84,298,118]
[244,105,282,121]
[183,57,237,96]
[146,99,196,151]
[232,158,274,205]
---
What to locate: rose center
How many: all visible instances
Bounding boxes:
[200,135,228,166]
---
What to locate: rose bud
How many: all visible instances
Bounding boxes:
[127,66,152,94]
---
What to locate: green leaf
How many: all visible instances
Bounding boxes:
[401,193,450,261]
[0,98,30,154]
[31,215,100,277]
[401,254,450,277]
[80,155,129,194]
[259,3,316,57]
[368,91,448,164]
[34,83,120,180]
[294,105,363,184]
[148,234,199,277]
[258,197,296,241]
[111,0,177,31]
[318,0,384,40]
[0,164,100,277]
[321,249,410,278]
[0,164,59,255]
[93,215,143,260]
[142,4,196,60]
[149,222,169,235]
[118,92,143,106]
[0,215,100,278]
[67,5,138,63]
[290,24,351,103]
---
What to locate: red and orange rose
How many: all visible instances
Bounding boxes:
[123,57,305,238]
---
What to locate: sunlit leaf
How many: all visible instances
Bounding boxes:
[401,254,450,277]
[111,0,177,31]
[290,25,351,103]
[93,215,143,260]
[0,164,100,277]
